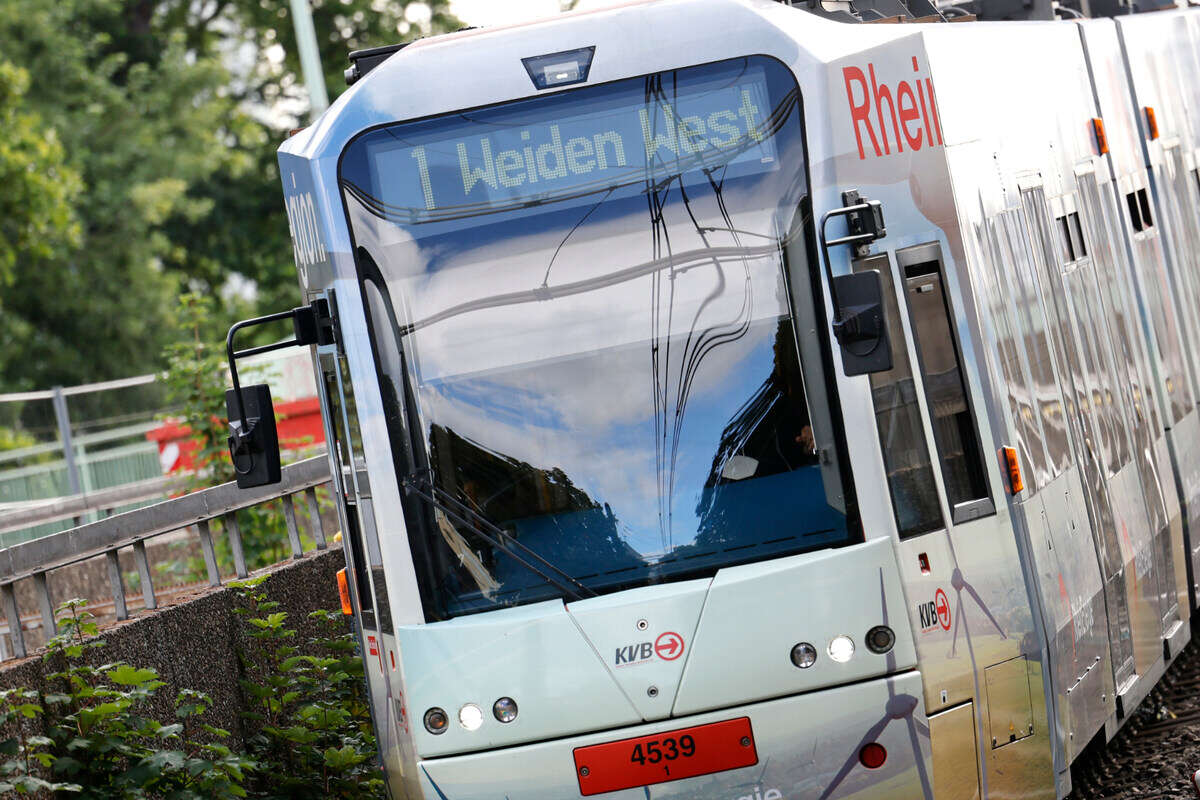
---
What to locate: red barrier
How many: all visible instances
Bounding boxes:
[146,397,325,473]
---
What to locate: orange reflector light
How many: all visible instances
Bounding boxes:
[1144,106,1160,140]
[1091,117,1109,155]
[1002,446,1024,494]
[859,742,887,769]
[336,568,353,615]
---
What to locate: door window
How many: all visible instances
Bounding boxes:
[897,243,993,523]
[854,253,942,537]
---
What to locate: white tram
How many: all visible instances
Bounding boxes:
[229,1,1200,797]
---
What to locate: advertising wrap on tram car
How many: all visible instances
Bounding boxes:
[253,1,1200,799]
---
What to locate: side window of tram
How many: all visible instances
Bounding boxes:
[896,244,994,524]
[1126,188,1154,232]
[853,254,943,537]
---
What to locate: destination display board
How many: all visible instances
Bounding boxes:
[352,60,784,223]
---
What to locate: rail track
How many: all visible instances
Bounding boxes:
[1070,625,1200,799]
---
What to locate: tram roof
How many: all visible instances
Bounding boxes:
[280,0,941,163]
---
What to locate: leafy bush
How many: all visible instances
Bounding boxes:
[0,598,253,798]
[233,577,384,799]
[0,584,381,797]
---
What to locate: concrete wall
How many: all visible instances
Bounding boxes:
[0,546,346,747]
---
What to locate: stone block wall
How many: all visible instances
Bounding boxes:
[0,546,347,748]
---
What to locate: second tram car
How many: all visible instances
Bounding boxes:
[228,1,1200,797]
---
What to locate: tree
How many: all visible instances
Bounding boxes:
[157,0,462,320]
[0,61,81,386]
[0,0,232,392]
[0,0,463,396]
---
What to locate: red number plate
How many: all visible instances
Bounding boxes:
[573,717,757,796]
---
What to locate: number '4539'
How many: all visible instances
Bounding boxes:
[630,735,696,766]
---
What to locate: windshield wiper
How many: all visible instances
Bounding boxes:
[401,471,597,603]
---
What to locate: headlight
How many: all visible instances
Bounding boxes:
[458,703,484,731]
[828,635,855,663]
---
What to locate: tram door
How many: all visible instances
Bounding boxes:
[1158,143,1200,607]
[855,239,1050,800]
[1019,186,1141,697]
[1076,169,1173,697]
[313,290,403,772]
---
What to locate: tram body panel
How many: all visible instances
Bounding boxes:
[820,23,1067,796]
[1077,20,1179,708]
[922,22,1123,774]
[1119,11,1200,615]
[420,671,931,800]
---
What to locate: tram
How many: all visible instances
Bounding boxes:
[223,0,1200,797]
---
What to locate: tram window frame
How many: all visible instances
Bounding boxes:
[1056,194,1126,476]
[1090,175,1162,437]
[1056,214,1077,263]
[1127,188,1154,232]
[896,242,994,525]
[981,215,1051,492]
[853,252,944,538]
[1006,207,1072,479]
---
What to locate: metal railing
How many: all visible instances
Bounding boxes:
[0,473,184,538]
[0,456,332,661]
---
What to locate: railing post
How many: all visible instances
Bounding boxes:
[51,386,83,527]
[226,512,248,579]
[282,494,303,559]
[132,540,156,611]
[106,550,128,621]
[32,572,55,637]
[305,487,327,550]
[196,520,221,587]
[2,584,25,659]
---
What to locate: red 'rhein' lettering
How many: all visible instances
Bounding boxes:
[843,56,944,160]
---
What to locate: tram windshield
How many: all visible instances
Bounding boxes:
[339,55,858,619]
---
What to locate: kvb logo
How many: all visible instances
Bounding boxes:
[917,588,952,633]
[614,631,686,666]
[841,56,944,161]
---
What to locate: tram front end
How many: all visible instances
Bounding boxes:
[271,2,934,798]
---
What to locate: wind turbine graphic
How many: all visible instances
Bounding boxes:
[948,566,1008,657]
[816,569,932,800]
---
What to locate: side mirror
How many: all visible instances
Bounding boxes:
[831,271,893,376]
[225,383,282,488]
[819,190,892,377]
[223,300,333,490]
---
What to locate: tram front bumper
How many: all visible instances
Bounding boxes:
[418,670,931,800]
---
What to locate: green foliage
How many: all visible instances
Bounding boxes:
[0,62,80,288]
[0,598,254,798]
[232,580,383,799]
[0,0,463,395]
[162,292,233,486]
[0,427,37,454]
[0,590,384,797]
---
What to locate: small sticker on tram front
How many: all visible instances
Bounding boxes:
[917,589,952,633]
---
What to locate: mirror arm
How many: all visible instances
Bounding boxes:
[818,190,886,342]
[224,300,334,475]
[226,309,297,440]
